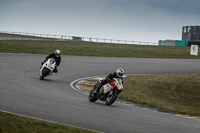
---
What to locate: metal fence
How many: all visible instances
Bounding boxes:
[0,31,158,45]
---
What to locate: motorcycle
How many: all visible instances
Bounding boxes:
[89,78,124,105]
[40,58,56,80]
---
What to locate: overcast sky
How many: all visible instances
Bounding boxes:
[0,0,200,43]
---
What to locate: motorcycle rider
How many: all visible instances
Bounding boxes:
[94,68,124,93]
[42,50,61,73]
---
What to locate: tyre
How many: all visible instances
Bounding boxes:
[40,76,44,80]
[105,90,118,105]
[40,68,50,80]
[89,89,98,102]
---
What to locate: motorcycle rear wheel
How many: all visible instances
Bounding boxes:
[89,89,98,102]
[105,91,118,105]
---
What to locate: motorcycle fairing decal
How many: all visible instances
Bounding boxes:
[118,85,122,90]
[102,84,112,94]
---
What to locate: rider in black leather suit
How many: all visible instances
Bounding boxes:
[95,68,124,93]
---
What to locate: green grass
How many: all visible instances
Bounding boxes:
[0,111,95,133]
[120,73,200,117]
[0,40,200,58]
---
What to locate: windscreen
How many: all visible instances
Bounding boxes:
[50,58,55,64]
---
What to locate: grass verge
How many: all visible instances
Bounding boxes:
[0,111,95,133]
[0,40,200,58]
[120,73,200,117]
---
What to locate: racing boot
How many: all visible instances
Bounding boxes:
[53,67,58,73]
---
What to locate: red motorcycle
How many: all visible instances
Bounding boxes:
[89,78,124,105]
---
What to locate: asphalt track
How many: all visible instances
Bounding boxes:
[1,53,200,133]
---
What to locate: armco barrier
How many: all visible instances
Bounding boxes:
[0,31,158,45]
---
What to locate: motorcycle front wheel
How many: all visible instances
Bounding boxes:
[89,89,98,102]
[105,90,118,105]
[40,68,50,80]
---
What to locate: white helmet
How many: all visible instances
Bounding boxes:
[116,68,124,78]
[55,50,61,57]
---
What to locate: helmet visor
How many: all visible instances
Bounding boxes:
[118,72,124,77]
[55,53,60,57]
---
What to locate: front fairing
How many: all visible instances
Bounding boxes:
[45,58,56,70]
[40,58,56,76]
[115,78,124,92]
[101,78,123,94]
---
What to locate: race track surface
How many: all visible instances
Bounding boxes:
[1,53,200,133]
